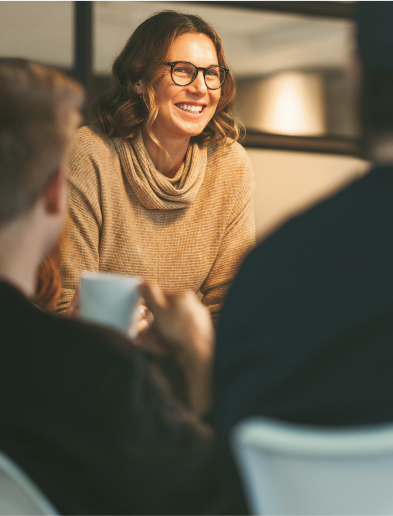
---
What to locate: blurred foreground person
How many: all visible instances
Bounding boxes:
[212,0,393,503]
[0,59,226,515]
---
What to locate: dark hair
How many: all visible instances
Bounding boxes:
[0,58,84,226]
[91,10,243,148]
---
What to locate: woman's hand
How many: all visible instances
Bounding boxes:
[136,281,215,415]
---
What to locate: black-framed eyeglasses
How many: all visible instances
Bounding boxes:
[165,61,229,90]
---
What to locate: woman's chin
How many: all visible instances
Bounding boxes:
[176,122,207,139]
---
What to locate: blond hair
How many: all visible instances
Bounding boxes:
[0,58,84,226]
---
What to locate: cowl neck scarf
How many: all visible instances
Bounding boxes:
[113,128,207,210]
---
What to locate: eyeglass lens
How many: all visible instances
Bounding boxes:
[171,62,226,89]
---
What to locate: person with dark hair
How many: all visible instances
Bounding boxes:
[59,10,255,326]
[0,58,234,515]
[210,0,393,503]
[132,2,393,511]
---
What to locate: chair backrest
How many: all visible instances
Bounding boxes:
[231,417,393,515]
[0,451,57,515]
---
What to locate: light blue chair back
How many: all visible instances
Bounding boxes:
[0,451,57,515]
[232,417,393,515]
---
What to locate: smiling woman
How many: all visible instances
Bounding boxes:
[58,10,255,326]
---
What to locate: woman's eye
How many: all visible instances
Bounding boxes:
[207,69,219,77]
[174,66,192,74]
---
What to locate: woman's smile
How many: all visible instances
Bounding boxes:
[175,102,207,115]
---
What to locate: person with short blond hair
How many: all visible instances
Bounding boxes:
[0,58,235,515]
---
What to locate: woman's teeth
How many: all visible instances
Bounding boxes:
[177,104,203,113]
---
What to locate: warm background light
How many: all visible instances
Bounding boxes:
[261,72,325,136]
[236,72,326,136]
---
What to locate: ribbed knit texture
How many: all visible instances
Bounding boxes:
[59,126,255,326]
[114,128,207,209]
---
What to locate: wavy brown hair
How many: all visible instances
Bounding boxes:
[35,227,68,312]
[35,215,77,312]
[35,242,62,312]
[91,10,244,147]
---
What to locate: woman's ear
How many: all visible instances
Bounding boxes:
[132,79,145,95]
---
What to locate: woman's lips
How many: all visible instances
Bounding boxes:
[175,103,206,114]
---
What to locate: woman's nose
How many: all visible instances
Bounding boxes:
[188,70,207,95]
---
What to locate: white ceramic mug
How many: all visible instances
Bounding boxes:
[80,271,141,335]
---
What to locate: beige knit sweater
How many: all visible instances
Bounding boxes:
[59,126,255,325]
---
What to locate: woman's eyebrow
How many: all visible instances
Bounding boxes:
[194,62,220,68]
[172,60,220,67]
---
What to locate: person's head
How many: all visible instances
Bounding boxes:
[93,10,243,148]
[357,2,393,153]
[0,59,83,259]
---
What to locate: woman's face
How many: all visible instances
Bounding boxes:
[152,33,221,142]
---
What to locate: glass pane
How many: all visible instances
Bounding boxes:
[0,1,73,70]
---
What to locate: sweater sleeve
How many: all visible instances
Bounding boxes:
[58,128,103,312]
[200,147,256,327]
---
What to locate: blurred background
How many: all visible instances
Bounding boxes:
[0,1,368,241]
